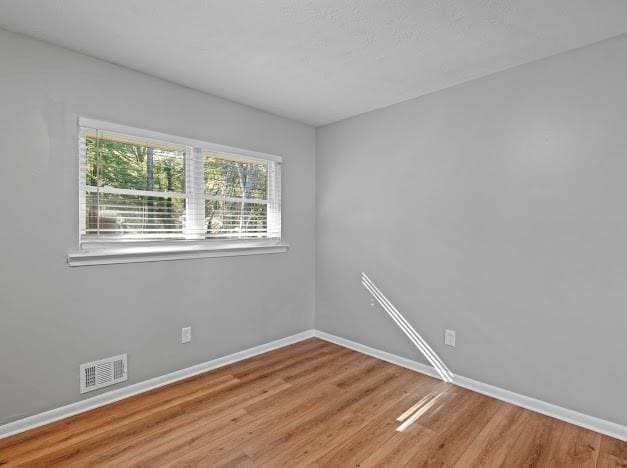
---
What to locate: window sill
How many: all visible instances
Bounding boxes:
[67,242,289,267]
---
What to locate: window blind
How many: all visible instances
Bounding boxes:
[79,121,282,245]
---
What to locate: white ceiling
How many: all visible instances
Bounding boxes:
[0,1,626,126]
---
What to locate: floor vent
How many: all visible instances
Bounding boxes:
[80,354,127,394]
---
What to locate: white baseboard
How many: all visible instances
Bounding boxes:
[314,330,627,441]
[314,330,443,380]
[2,328,624,442]
[0,329,315,439]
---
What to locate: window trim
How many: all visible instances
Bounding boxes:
[78,117,283,163]
[69,117,287,266]
[67,240,289,267]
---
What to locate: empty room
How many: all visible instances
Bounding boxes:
[0,1,625,466]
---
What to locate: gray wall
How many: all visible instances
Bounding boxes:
[0,29,316,424]
[316,35,627,425]
[1,25,625,429]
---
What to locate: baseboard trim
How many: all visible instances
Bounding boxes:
[0,329,315,439]
[314,330,627,441]
[2,328,624,442]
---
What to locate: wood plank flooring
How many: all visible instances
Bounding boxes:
[0,338,624,467]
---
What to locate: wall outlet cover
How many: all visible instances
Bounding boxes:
[445,329,456,347]
[181,326,192,344]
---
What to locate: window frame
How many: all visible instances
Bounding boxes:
[68,117,287,266]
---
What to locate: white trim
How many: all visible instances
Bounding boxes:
[313,331,442,379]
[67,242,289,266]
[79,116,283,163]
[0,330,315,439]
[77,116,283,251]
[313,330,627,441]
[2,329,623,442]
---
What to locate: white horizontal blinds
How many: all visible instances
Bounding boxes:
[183,147,206,239]
[78,126,90,237]
[267,160,281,239]
[80,127,189,241]
[203,152,275,239]
[79,120,282,244]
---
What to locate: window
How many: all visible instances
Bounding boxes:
[70,118,285,265]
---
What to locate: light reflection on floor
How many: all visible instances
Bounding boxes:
[396,391,445,432]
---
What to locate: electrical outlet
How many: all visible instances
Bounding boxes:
[181,326,192,344]
[445,329,456,347]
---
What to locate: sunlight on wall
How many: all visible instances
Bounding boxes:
[361,272,454,383]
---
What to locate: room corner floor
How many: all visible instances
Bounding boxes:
[0,338,624,467]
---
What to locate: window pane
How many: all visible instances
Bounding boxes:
[203,154,267,200]
[84,192,185,237]
[80,122,281,244]
[205,200,267,238]
[86,132,185,193]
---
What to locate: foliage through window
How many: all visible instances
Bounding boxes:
[79,120,281,245]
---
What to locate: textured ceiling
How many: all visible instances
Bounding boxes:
[0,0,626,125]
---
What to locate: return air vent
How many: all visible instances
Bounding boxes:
[80,354,127,394]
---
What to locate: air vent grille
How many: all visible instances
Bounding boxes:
[80,354,127,394]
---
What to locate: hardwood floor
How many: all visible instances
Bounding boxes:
[0,338,624,467]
